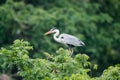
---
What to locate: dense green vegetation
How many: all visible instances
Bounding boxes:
[0,0,120,79]
[0,40,120,80]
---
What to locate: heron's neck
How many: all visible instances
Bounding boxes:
[53,30,60,42]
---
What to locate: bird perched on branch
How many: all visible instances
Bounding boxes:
[44,27,85,55]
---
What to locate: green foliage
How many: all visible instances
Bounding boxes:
[0,0,120,76]
[0,40,91,80]
[0,40,120,80]
[100,65,120,80]
[0,39,32,73]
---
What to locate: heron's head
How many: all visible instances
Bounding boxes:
[44,27,59,35]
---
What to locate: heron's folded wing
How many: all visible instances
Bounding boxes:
[59,33,84,46]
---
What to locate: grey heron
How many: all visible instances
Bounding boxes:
[44,27,85,54]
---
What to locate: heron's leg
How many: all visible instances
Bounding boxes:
[68,48,74,56]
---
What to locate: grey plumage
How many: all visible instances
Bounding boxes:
[59,33,85,47]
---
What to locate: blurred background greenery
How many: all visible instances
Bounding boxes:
[0,0,120,77]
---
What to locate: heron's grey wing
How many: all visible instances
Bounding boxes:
[59,33,85,46]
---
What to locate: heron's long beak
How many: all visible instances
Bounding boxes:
[44,30,52,35]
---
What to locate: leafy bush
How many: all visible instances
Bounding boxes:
[0,40,92,80]
[0,40,120,80]
[100,65,120,80]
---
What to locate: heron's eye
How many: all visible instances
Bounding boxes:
[61,37,64,39]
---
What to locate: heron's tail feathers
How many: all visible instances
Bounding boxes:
[79,41,85,46]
